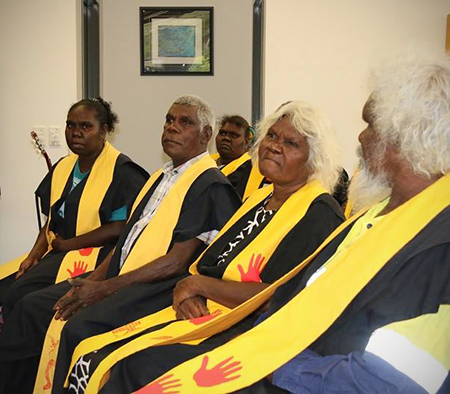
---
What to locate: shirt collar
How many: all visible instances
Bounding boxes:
[162,151,209,176]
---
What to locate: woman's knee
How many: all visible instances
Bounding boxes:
[2,276,30,319]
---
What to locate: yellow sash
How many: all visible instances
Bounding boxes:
[137,173,450,393]
[216,153,251,177]
[53,142,120,282]
[120,155,216,274]
[211,152,265,201]
[243,162,265,201]
[366,303,450,391]
[0,142,119,282]
[74,181,328,393]
[34,154,217,392]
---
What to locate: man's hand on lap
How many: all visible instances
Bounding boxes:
[53,278,110,320]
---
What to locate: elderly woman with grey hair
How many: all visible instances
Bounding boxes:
[57,100,346,394]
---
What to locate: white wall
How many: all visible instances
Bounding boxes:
[3,0,446,262]
[101,0,253,173]
[0,0,79,262]
[0,0,253,262]
[264,0,450,173]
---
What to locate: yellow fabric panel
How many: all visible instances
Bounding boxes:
[242,163,265,202]
[313,198,388,278]
[386,304,450,370]
[41,155,216,391]
[219,153,251,177]
[75,142,120,235]
[70,181,325,380]
[189,185,273,276]
[1,142,120,282]
[136,173,450,393]
[0,253,28,279]
[128,169,163,220]
[211,152,265,202]
[221,181,327,282]
[210,152,220,161]
[80,181,329,393]
[46,153,78,245]
[34,142,121,391]
[119,155,216,274]
[53,142,120,283]
[34,317,67,393]
[54,248,101,284]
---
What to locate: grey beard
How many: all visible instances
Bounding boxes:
[347,148,392,214]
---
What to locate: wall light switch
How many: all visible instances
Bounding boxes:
[48,126,62,147]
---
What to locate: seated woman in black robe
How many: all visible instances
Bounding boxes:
[0,97,148,322]
[57,100,345,394]
[212,115,266,200]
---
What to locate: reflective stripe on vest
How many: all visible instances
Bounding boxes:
[366,304,450,393]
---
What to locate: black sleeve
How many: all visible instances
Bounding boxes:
[261,194,345,283]
[35,159,64,216]
[172,172,242,243]
[99,157,149,222]
[226,160,252,199]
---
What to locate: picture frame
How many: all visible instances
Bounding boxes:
[140,7,214,76]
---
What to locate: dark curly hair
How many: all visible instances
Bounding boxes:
[68,97,119,133]
[219,115,253,141]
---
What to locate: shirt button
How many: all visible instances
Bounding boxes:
[367,223,373,229]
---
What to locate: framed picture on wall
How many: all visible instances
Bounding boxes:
[140,7,214,76]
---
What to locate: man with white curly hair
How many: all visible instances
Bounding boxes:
[122,56,450,394]
[0,95,241,393]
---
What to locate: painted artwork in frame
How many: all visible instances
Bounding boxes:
[140,7,213,75]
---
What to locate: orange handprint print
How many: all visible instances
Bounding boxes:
[237,253,265,282]
[79,247,94,256]
[66,261,88,278]
[189,309,223,325]
[133,374,181,394]
[193,355,242,387]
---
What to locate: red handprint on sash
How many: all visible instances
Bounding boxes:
[189,309,223,325]
[66,261,88,278]
[237,253,265,282]
[133,374,181,394]
[193,355,242,387]
[79,247,93,256]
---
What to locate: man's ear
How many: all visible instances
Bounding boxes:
[200,126,212,144]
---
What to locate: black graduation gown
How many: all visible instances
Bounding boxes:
[238,205,450,393]
[0,168,240,394]
[0,154,148,318]
[79,195,344,394]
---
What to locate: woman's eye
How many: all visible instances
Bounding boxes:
[286,140,298,147]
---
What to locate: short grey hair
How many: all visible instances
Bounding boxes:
[251,101,341,192]
[172,95,215,133]
[370,53,450,178]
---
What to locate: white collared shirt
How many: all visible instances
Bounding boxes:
[119,152,217,268]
